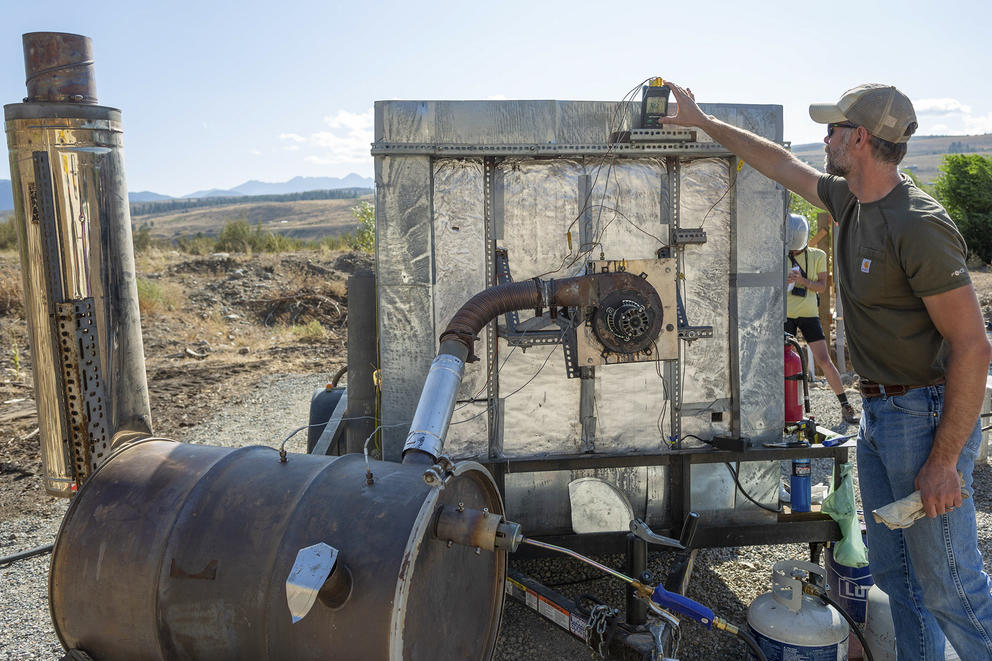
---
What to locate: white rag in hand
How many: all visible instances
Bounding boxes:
[872,473,968,530]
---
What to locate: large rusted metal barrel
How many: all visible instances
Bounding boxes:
[49,440,506,660]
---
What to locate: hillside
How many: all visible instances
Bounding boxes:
[136,194,373,241]
[791,133,992,184]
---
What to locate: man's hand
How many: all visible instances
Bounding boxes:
[660,81,824,207]
[787,268,804,285]
[915,459,963,518]
[664,82,708,128]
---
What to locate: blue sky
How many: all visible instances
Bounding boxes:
[2,0,990,197]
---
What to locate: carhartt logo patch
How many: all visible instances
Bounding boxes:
[861,258,872,273]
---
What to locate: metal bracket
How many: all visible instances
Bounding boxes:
[422,454,455,487]
[495,247,571,349]
[675,288,713,342]
[370,140,732,158]
[671,228,707,245]
[55,299,109,481]
[628,128,696,143]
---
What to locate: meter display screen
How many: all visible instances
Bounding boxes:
[645,96,668,116]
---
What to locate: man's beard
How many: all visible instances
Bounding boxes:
[824,145,849,177]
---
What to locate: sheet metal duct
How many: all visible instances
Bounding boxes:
[50,440,506,661]
[4,32,152,496]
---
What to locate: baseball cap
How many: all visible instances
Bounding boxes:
[809,84,918,144]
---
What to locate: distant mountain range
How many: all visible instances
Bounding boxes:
[183,174,374,199]
[0,174,374,212]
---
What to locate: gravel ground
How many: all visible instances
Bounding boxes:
[3,375,992,660]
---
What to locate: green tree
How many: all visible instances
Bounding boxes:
[348,201,375,253]
[933,154,992,264]
[133,225,154,252]
[789,191,825,238]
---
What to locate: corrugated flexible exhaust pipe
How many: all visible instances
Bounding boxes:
[402,271,657,464]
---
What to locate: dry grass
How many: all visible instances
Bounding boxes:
[136,277,184,316]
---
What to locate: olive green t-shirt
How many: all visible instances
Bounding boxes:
[817,174,970,385]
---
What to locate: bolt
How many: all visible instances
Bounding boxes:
[457,502,464,512]
[482,508,489,514]
[475,547,481,555]
[447,540,453,548]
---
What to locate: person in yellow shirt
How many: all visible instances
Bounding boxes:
[785,213,859,424]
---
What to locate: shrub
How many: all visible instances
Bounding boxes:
[290,319,326,342]
[0,216,19,251]
[348,201,375,253]
[933,154,992,264]
[214,218,303,254]
[136,278,181,315]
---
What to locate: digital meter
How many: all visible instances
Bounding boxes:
[640,77,671,129]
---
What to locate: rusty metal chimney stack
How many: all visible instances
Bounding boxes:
[4,32,152,496]
[22,32,98,104]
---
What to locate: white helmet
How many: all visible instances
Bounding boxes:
[787,213,810,252]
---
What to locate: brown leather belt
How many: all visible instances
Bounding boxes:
[858,378,945,398]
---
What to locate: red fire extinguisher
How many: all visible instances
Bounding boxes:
[784,342,804,423]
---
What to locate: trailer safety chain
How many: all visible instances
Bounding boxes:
[584,603,617,659]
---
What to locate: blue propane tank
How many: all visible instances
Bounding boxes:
[825,529,873,627]
[747,560,848,661]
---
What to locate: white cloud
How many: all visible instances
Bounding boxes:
[912,97,992,136]
[249,149,262,156]
[322,108,374,132]
[277,108,374,166]
[914,98,972,115]
[962,112,992,135]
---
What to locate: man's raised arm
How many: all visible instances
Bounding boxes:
[665,82,824,208]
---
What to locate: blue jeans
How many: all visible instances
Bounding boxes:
[859,384,992,660]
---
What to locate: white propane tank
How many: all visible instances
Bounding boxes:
[747,560,849,661]
[863,585,960,660]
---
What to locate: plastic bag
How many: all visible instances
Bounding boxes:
[820,462,868,568]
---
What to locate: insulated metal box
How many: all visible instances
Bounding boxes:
[373,99,789,537]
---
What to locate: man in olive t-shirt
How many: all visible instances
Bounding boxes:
[663,82,992,659]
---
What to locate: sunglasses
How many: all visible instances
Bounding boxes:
[827,122,858,137]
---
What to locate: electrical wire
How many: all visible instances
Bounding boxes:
[450,327,568,426]
[699,164,737,229]
[538,77,659,280]
[723,462,782,514]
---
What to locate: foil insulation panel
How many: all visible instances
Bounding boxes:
[375,100,786,529]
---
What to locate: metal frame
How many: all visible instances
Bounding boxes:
[371,141,732,158]
[487,443,849,553]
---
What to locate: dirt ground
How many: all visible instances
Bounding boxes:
[0,248,370,520]
[2,253,992,521]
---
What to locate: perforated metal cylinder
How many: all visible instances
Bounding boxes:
[4,32,151,495]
